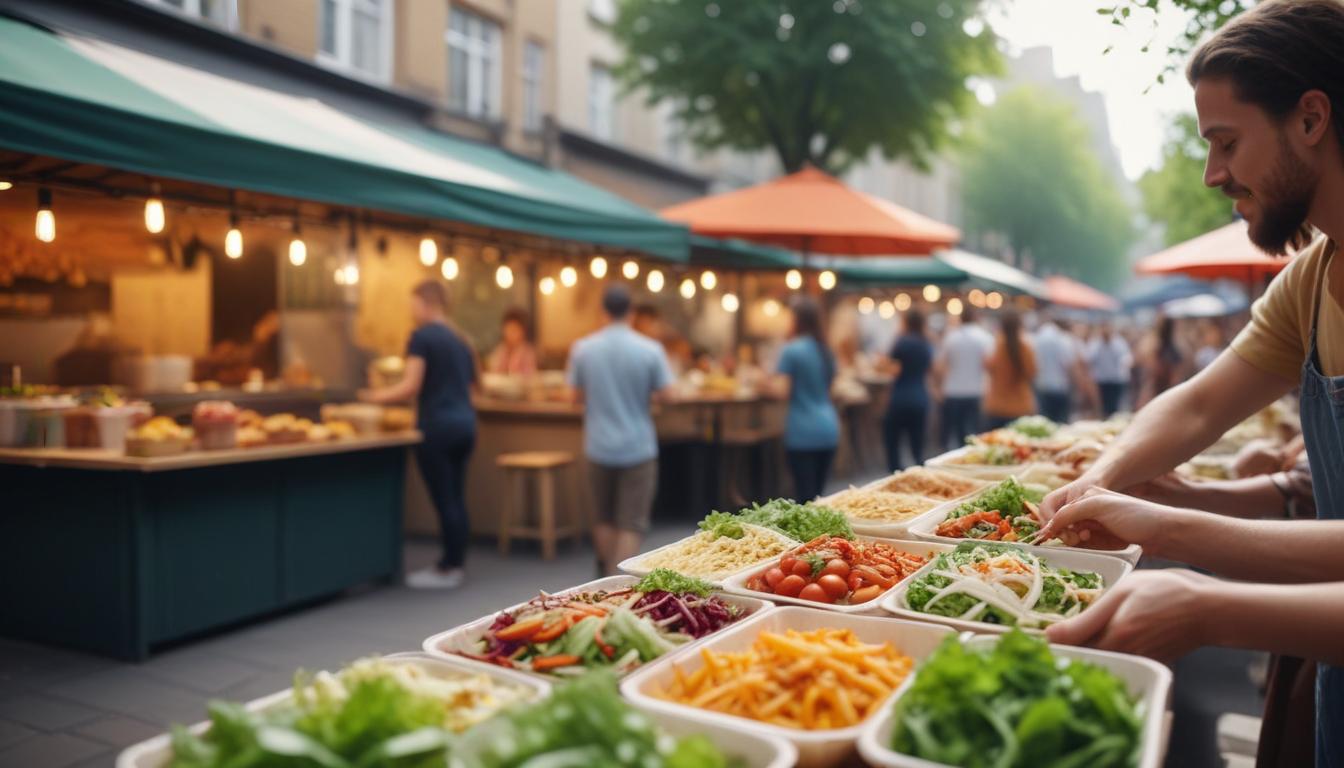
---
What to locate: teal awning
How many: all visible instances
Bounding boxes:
[0,15,688,261]
[689,235,802,270]
[818,256,968,286]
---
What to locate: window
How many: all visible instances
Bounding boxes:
[141,0,238,29]
[521,41,545,133]
[588,63,614,140]
[446,7,503,120]
[317,0,393,83]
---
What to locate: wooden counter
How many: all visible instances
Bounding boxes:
[0,432,421,471]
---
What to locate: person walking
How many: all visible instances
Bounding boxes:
[1136,315,1186,408]
[771,297,840,501]
[1032,316,1080,424]
[933,306,994,450]
[882,308,934,471]
[361,280,476,589]
[1086,322,1133,418]
[568,284,675,576]
[983,311,1037,430]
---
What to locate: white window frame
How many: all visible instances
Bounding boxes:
[445,7,504,121]
[521,40,545,133]
[140,0,239,30]
[316,0,395,86]
[588,62,615,141]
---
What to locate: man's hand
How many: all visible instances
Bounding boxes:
[1045,569,1217,663]
[1039,464,1114,521]
[1034,487,1187,552]
[1124,472,1198,508]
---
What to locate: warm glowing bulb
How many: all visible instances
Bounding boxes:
[441,256,459,280]
[947,297,964,316]
[763,298,781,317]
[496,264,514,289]
[700,270,717,290]
[560,266,578,287]
[144,198,165,234]
[986,291,1003,309]
[922,284,941,302]
[35,210,55,243]
[225,227,243,259]
[289,238,307,266]
[419,238,438,267]
[335,263,359,286]
[858,297,875,314]
[539,276,556,295]
[622,260,639,279]
[590,256,608,278]
[647,269,665,293]
[679,278,696,299]
[879,300,896,319]
[785,269,803,290]
[895,293,912,311]
[0,180,12,191]
[968,288,986,308]
[818,270,837,291]
[721,293,740,313]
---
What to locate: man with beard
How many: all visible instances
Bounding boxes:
[1033,2,1344,765]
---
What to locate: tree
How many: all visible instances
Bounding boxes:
[611,0,1001,174]
[1094,0,1253,81]
[1138,113,1235,246]
[960,87,1134,288]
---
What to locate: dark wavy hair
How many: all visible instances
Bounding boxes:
[791,296,834,380]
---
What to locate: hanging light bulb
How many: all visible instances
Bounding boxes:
[539,276,557,295]
[0,180,12,191]
[947,297,964,316]
[288,220,306,266]
[721,293,740,313]
[144,196,166,234]
[35,187,55,243]
[419,237,438,267]
[879,300,896,319]
[785,269,803,290]
[622,260,639,279]
[922,284,941,302]
[858,296,875,314]
[590,255,608,278]
[679,277,697,299]
[647,269,665,293]
[763,298,781,317]
[441,256,459,280]
[818,270,837,291]
[700,270,717,290]
[968,288,986,308]
[560,265,578,287]
[224,213,243,259]
[986,291,1004,309]
[895,293,912,311]
[496,264,514,289]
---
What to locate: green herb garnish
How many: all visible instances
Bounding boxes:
[634,569,714,597]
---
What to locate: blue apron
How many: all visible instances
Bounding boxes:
[1299,253,1344,768]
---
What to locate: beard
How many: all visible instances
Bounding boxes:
[1236,135,1317,256]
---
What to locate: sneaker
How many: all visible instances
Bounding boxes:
[406,567,465,590]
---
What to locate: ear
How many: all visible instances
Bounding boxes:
[1298,89,1332,147]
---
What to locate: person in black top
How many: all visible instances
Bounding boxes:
[882,308,935,472]
[361,280,477,589]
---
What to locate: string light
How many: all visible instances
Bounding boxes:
[721,293,740,312]
[785,269,803,290]
[968,288,986,308]
[986,291,1004,309]
[947,297,964,316]
[622,260,640,279]
[539,276,556,295]
[35,187,55,243]
[858,296,875,314]
[700,270,717,290]
[496,264,514,289]
[922,284,941,302]
[818,270,837,291]
[225,212,243,259]
[647,269,665,293]
[679,277,696,299]
[335,262,359,286]
[288,220,306,266]
[144,182,165,234]
[419,237,438,267]
[763,298,781,317]
[895,293,912,311]
[590,255,608,278]
[560,265,578,287]
[441,256,459,280]
[0,180,12,191]
[879,300,896,319]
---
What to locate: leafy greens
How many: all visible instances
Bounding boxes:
[698,498,854,542]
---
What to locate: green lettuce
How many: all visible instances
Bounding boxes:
[699,498,854,542]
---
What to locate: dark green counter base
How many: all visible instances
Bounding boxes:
[0,447,406,660]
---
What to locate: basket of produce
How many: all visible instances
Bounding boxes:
[260,413,310,444]
[125,417,192,457]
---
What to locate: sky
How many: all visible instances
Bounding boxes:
[987,0,1202,181]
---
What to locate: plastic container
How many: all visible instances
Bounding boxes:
[115,652,549,768]
[923,446,1034,480]
[321,403,383,435]
[27,400,77,447]
[621,606,958,768]
[62,407,99,448]
[650,704,798,768]
[192,402,240,451]
[422,575,774,681]
[818,472,991,539]
[879,543,1134,634]
[719,537,952,615]
[857,636,1173,768]
[618,524,801,584]
[95,406,145,453]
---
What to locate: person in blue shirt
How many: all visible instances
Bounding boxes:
[883,308,934,472]
[568,284,675,575]
[771,297,840,501]
[361,280,477,590]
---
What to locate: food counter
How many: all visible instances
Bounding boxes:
[0,431,420,660]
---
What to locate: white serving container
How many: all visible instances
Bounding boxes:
[817,471,990,539]
[422,575,773,681]
[857,636,1173,768]
[719,537,952,615]
[621,606,958,768]
[115,652,549,768]
[880,543,1133,634]
[649,705,799,768]
[923,446,1034,480]
[618,523,801,584]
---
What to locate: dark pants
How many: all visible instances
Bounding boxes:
[1038,390,1071,424]
[786,448,835,502]
[416,430,475,570]
[884,402,928,472]
[1099,382,1125,418]
[940,396,981,451]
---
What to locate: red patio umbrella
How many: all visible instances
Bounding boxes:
[1045,275,1120,312]
[1134,220,1290,281]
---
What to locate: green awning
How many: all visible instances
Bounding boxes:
[819,256,968,286]
[689,235,802,270]
[0,15,688,261]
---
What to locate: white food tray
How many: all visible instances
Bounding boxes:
[618,523,801,584]
[879,542,1134,634]
[116,652,548,768]
[858,636,1173,768]
[719,537,952,615]
[422,575,773,681]
[818,471,990,538]
[923,446,1034,479]
[621,606,958,768]
[650,704,799,768]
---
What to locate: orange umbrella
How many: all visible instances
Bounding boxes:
[660,167,959,255]
[1135,220,1290,280]
[1045,275,1120,312]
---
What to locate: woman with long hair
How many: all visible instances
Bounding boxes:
[883,308,934,471]
[770,297,840,501]
[1137,315,1188,408]
[983,310,1038,430]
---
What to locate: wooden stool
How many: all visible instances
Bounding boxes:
[496,451,580,560]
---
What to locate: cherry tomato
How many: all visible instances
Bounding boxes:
[847,572,865,591]
[763,567,787,590]
[790,559,814,578]
[850,585,882,604]
[778,556,798,575]
[799,583,833,603]
[817,574,849,600]
[776,575,807,598]
[820,559,851,579]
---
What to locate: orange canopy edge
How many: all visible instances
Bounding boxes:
[1135,220,1291,280]
[1045,275,1120,312]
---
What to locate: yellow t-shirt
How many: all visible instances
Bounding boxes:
[1231,236,1344,379]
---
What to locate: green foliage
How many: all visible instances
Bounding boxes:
[1095,0,1253,80]
[960,87,1135,288]
[611,0,1002,174]
[1138,113,1235,245]
[701,498,855,542]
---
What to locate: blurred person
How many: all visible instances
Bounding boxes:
[568,285,675,576]
[632,303,663,341]
[933,306,994,450]
[1032,316,1083,424]
[1135,315,1186,408]
[882,309,934,471]
[1194,319,1227,371]
[983,311,1037,429]
[361,281,476,589]
[486,307,538,377]
[1086,322,1134,418]
[770,297,840,501]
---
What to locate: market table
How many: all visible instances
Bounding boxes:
[0,432,420,660]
